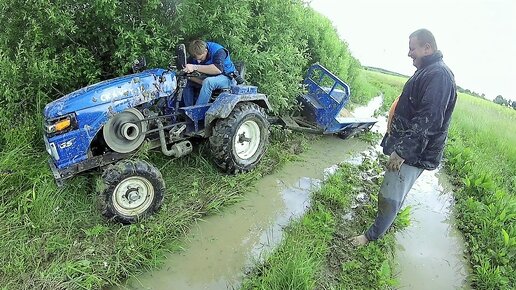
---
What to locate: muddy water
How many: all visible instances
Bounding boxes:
[394,170,471,289]
[114,95,471,289]
[115,136,371,290]
[368,96,471,288]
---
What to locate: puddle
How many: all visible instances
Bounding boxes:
[111,95,471,290]
[394,164,472,289]
[113,136,371,290]
[352,95,383,119]
[365,96,471,288]
[112,97,383,290]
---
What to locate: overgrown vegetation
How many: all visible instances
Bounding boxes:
[445,93,516,289]
[0,0,371,125]
[241,156,408,289]
[0,0,376,289]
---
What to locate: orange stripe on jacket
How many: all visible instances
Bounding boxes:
[387,96,400,134]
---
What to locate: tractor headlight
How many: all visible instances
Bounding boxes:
[45,113,78,135]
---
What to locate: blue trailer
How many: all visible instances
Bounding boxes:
[280,63,377,138]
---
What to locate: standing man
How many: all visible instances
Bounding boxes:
[352,29,457,245]
[182,40,236,106]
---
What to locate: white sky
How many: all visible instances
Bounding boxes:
[309,0,516,101]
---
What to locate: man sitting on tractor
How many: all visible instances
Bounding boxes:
[181,40,237,106]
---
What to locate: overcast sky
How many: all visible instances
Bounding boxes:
[309,0,516,101]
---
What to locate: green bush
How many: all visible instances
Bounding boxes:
[0,1,371,289]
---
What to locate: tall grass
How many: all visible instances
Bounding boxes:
[445,93,516,289]
[0,117,304,289]
[448,93,516,190]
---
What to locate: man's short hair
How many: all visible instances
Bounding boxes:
[410,29,438,50]
[188,40,207,56]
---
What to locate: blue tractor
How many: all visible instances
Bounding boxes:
[42,45,376,223]
[43,44,271,223]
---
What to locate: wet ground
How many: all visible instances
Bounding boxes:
[114,96,471,289]
[115,136,370,290]
[394,170,471,289]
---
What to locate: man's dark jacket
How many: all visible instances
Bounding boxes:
[381,51,457,170]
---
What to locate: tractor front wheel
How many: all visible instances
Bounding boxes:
[209,102,269,174]
[99,159,165,224]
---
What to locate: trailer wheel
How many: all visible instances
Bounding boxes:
[209,102,269,173]
[99,159,165,224]
[337,128,354,139]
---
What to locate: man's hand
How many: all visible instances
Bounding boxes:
[386,151,404,172]
[182,63,198,73]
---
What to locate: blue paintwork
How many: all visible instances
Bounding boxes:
[43,69,177,169]
[44,69,176,119]
[299,64,376,134]
[43,67,269,173]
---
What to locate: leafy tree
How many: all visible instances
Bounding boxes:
[494,95,508,106]
[0,0,364,123]
[0,0,179,128]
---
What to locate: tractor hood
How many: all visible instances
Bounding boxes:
[44,68,176,119]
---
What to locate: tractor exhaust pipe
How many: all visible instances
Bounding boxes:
[157,120,192,157]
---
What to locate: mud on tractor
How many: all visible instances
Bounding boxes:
[42,44,375,223]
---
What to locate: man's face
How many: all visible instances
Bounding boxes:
[408,37,432,69]
[193,50,208,63]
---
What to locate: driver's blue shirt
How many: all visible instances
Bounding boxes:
[187,49,225,74]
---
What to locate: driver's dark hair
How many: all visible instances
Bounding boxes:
[188,40,207,56]
[410,29,438,50]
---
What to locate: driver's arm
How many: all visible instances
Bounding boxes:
[196,49,225,75]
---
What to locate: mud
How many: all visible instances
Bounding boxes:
[114,136,371,290]
[394,170,471,289]
[113,96,471,289]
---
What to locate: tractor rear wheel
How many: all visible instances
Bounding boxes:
[99,159,165,224]
[209,102,269,173]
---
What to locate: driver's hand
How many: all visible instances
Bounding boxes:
[386,151,405,172]
[182,64,197,73]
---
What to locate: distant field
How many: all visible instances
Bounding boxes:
[362,69,406,111]
[448,93,516,188]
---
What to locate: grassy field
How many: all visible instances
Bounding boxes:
[2,66,513,289]
[445,93,516,289]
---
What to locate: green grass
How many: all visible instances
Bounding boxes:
[362,69,406,112]
[0,117,306,289]
[444,93,516,289]
[241,156,406,290]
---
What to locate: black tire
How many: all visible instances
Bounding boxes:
[99,159,165,224]
[337,128,354,139]
[209,102,269,174]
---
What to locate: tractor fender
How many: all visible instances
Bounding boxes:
[204,92,271,136]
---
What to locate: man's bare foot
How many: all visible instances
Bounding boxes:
[350,234,369,246]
